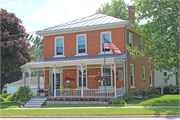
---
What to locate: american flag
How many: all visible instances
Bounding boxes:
[103,36,121,53]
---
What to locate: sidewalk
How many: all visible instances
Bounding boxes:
[1,105,180,109]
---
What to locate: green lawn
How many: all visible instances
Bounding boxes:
[0,101,21,108]
[127,95,180,106]
[0,108,179,116]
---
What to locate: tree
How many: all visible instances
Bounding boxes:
[1,8,34,91]
[128,0,180,79]
[27,34,44,60]
[96,0,129,20]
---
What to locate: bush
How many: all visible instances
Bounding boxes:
[150,88,160,95]
[7,94,16,101]
[15,86,31,102]
[120,99,126,104]
[123,93,133,101]
[0,97,5,102]
[132,91,139,96]
[141,90,147,97]
[164,84,179,94]
[112,98,121,104]
[3,89,7,93]
[1,93,10,98]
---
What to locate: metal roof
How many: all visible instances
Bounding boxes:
[36,14,129,35]
[23,53,126,66]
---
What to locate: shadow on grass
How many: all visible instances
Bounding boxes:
[0,101,21,108]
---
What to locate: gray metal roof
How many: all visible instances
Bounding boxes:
[26,53,126,66]
[36,14,129,35]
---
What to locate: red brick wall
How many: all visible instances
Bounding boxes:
[126,29,154,93]
[45,68,49,85]
[44,27,125,58]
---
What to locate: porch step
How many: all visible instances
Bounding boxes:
[24,96,47,108]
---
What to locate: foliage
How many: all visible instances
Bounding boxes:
[7,94,16,101]
[0,97,5,102]
[26,34,44,60]
[96,0,129,20]
[128,0,180,78]
[119,99,126,104]
[164,84,179,94]
[64,76,75,82]
[132,91,139,96]
[123,93,134,101]
[141,90,148,97]
[15,86,31,102]
[3,89,7,93]
[94,74,103,81]
[1,93,10,98]
[0,101,21,108]
[112,98,121,104]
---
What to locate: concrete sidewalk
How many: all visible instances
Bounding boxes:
[1,106,180,109]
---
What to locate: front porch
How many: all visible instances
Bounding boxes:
[21,54,126,98]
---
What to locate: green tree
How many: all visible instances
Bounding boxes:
[96,0,129,20]
[128,0,180,79]
[27,34,44,60]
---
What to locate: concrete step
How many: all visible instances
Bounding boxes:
[26,102,44,105]
[24,104,41,107]
[30,98,47,101]
[24,96,47,108]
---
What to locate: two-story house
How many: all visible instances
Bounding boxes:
[20,6,154,98]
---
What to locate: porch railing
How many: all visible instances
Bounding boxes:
[116,87,124,97]
[56,88,124,98]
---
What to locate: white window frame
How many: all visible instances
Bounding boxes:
[149,67,153,87]
[75,34,88,56]
[143,66,145,80]
[77,67,88,89]
[53,36,65,58]
[99,31,113,55]
[129,32,133,49]
[99,65,113,88]
[130,64,135,89]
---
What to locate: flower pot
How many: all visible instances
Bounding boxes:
[98,80,102,82]
[66,81,70,83]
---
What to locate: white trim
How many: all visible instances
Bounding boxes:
[100,31,113,54]
[143,66,145,80]
[149,66,153,86]
[129,32,133,49]
[54,36,65,58]
[76,34,88,56]
[101,64,113,87]
[130,63,135,88]
[130,86,136,89]
[77,66,87,88]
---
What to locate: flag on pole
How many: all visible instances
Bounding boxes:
[103,36,121,53]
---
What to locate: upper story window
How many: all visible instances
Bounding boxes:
[129,32,133,49]
[100,31,113,54]
[76,34,87,56]
[54,36,65,57]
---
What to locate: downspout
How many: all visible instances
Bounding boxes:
[125,23,132,93]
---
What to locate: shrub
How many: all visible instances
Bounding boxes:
[123,93,133,101]
[150,88,160,95]
[3,89,7,93]
[141,90,148,97]
[7,94,16,101]
[0,97,5,102]
[132,91,139,96]
[112,98,121,104]
[120,99,126,104]
[164,84,179,94]
[1,93,10,98]
[15,86,31,102]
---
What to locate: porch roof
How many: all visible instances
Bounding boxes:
[21,53,126,68]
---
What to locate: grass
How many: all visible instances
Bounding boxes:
[0,101,21,108]
[126,95,180,106]
[0,108,179,116]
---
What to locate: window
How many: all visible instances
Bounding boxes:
[54,36,64,57]
[103,66,111,86]
[100,32,112,53]
[129,33,133,49]
[140,38,143,51]
[76,34,87,55]
[149,67,152,86]
[130,64,134,87]
[143,66,145,80]
[78,69,86,87]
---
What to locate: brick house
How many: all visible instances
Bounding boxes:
[21,7,154,98]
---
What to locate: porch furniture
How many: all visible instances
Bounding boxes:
[72,86,79,96]
[59,85,64,96]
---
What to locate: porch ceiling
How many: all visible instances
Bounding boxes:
[21,53,126,69]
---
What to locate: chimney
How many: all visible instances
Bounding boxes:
[128,6,135,24]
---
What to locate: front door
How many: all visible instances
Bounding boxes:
[52,73,60,94]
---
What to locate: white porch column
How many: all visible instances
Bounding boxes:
[112,64,116,98]
[123,64,126,93]
[79,65,85,98]
[37,71,40,95]
[52,66,58,98]
[28,68,32,89]
[43,70,45,89]
[22,71,26,86]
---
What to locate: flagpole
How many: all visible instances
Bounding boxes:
[103,36,106,100]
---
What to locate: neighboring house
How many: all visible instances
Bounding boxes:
[7,77,44,94]
[2,84,7,94]
[154,70,178,87]
[20,6,154,98]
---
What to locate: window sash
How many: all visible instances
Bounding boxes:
[55,37,63,55]
[79,70,86,87]
[103,66,111,86]
[130,64,134,86]
[102,33,110,52]
[129,33,133,48]
[143,66,145,79]
[77,35,86,54]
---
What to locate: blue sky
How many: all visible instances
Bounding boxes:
[1,0,133,34]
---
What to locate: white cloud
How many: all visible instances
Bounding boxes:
[29,2,32,8]
[17,3,24,9]
[8,0,25,9]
